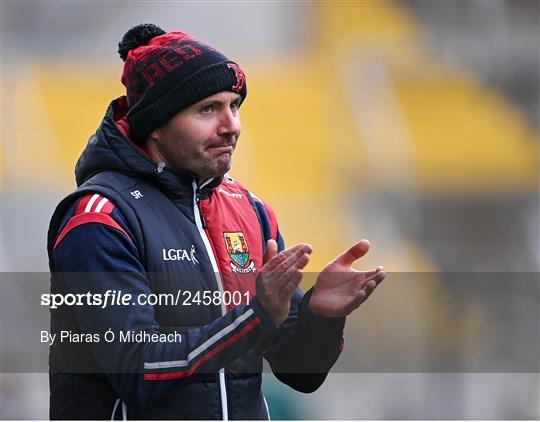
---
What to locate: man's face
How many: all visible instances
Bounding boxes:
[148,91,242,180]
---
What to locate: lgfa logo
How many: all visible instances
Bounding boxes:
[162,245,199,265]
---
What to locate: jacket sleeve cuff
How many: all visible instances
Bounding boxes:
[250,296,279,331]
[298,288,346,327]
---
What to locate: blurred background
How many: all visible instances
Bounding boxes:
[1,0,539,419]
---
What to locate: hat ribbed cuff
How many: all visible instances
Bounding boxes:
[128,61,247,143]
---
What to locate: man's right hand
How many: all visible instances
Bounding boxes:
[255,240,312,326]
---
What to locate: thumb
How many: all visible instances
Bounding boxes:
[263,239,278,265]
[334,240,370,266]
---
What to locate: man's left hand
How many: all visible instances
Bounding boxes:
[308,240,386,318]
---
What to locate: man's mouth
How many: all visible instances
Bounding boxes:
[206,144,234,155]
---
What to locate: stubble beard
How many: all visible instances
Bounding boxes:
[202,153,233,180]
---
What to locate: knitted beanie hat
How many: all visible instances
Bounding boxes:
[118,23,247,144]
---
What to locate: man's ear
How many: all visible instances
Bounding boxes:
[147,127,161,145]
[143,128,162,162]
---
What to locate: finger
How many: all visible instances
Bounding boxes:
[366,271,386,286]
[363,279,377,295]
[260,246,311,298]
[262,243,309,272]
[273,244,312,273]
[275,252,310,294]
[263,239,278,265]
[268,251,309,295]
[352,271,385,293]
[290,250,311,271]
[333,240,370,267]
[361,266,382,280]
[351,276,383,311]
[278,270,303,303]
[348,289,368,312]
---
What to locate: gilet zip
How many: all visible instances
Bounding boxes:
[192,179,229,421]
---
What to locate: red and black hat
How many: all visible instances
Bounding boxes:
[118,23,247,144]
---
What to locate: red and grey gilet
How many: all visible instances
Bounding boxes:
[47,169,280,419]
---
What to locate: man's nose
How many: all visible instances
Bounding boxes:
[217,108,241,137]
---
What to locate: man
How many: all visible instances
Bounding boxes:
[47,24,386,420]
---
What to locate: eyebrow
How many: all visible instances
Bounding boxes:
[200,94,241,106]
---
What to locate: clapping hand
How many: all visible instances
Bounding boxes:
[255,240,312,326]
[308,240,386,318]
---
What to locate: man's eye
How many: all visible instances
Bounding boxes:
[230,102,240,112]
[201,105,214,113]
